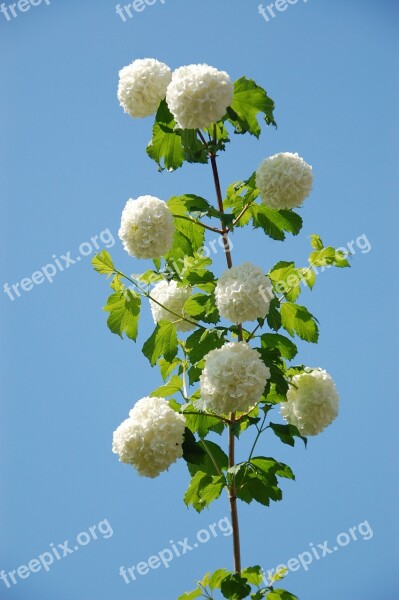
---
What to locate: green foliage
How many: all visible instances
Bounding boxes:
[221,574,251,599]
[280,302,319,343]
[150,375,183,398]
[269,423,307,448]
[142,320,178,366]
[103,290,141,340]
[229,457,294,507]
[227,77,276,137]
[93,67,352,600]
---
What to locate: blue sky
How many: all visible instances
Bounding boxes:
[1,1,398,599]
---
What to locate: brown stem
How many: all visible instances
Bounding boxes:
[209,149,242,575]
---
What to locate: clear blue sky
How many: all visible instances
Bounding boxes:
[1,1,398,599]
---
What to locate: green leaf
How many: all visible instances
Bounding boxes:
[309,247,350,268]
[187,441,228,476]
[268,568,288,584]
[150,375,183,398]
[209,569,231,590]
[267,590,299,600]
[269,261,302,302]
[186,328,226,364]
[251,206,303,241]
[146,100,184,171]
[261,333,298,360]
[241,566,264,587]
[184,269,217,293]
[182,428,206,465]
[103,290,141,340]
[267,298,282,332]
[184,408,225,438]
[180,130,208,164]
[251,457,295,480]
[92,250,115,276]
[221,574,252,599]
[184,293,220,325]
[269,423,307,448]
[178,589,203,600]
[184,471,225,512]
[228,77,276,138]
[159,357,181,381]
[167,194,212,217]
[310,234,324,250]
[280,302,319,343]
[142,320,178,366]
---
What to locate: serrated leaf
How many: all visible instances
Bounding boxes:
[186,328,226,364]
[146,101,184,171]
[184,471,225,512]
[103,290,141,340]
[310,234,324,250]
[184,293,220,325]
[267,298,282,331]
[181,130,209,164]
[228,77,276,138]
[159,357,181,381]
[221,574,252,600]
[251,206,303,241]
[184,408,225,438]
[261,333,298,360]
[92,250,115,276]
[187,441,228,476]
[150,375,183,398]
[182,428,206,465]
[280,303,319,343]
[209,569,231,590]
[267,590,299,600]
[142,320,178,366]
[269,261,302,302]
[269,423,307,448]
[241,566,264,587]
[178,589,202,600]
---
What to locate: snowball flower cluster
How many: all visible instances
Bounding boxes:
[215,262,274,324]
[112,397,186,478]
[118,196,174,259]
[117,58,172,118]
[281,369,339,436]
[166,64,234,130]
[150,280,195,332]
[200,342,270,414]
[256,152,313,210]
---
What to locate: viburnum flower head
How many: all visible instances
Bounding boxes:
[118,58,172,118]
[256,152,314,210]
[215,262,274,324]
[112,397,186,478]
[200,342,270,414]
[118,195,174,259]
[281,368,339,436]
[166,64,234,130]
[150,280,195,332]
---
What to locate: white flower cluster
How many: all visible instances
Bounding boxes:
[215,262,273,324]
[112,397,186,478]
[150,280,195,332]
[256,152,313,210]
[166,64,234,130]
[200,342,270,414]
[118,195,174,259]
[117,58,172,118]
[281,369,339,436]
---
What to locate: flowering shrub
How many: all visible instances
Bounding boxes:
[94,58,350,600]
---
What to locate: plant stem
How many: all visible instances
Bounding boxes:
[173,213,223,235]
[209,144,242,575]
